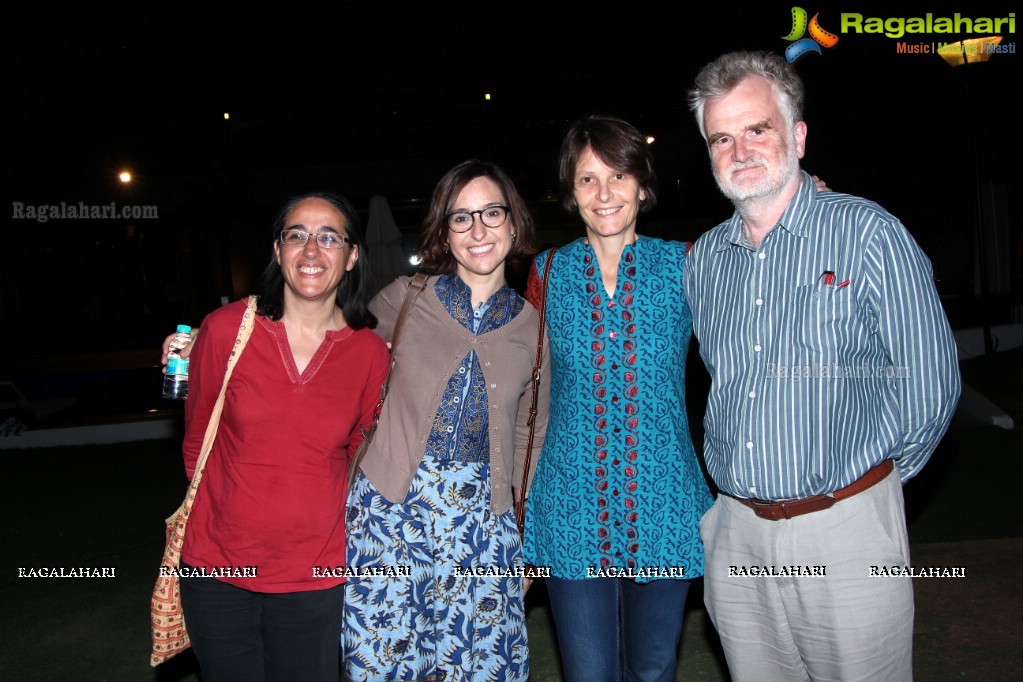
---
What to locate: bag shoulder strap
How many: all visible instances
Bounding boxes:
[375,273,429,415]
[516,248,556,535]
[389,273,430,359]
[348,273,430,486]
[185,296,258,502]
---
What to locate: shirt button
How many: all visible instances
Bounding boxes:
[609,331,617,339]
[453,397,460,403]
[748,391,756,398]
[758,252,766,260]
[754,344,762,352]
[458,367,466,374]
[749,486,757,495]
[755,298,763,306]
[746,441,754,449]
[446,426,454,433]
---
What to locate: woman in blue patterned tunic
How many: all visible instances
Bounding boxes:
[344,160,550,681]
[523,116,714,682]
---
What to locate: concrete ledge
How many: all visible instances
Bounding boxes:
[0,418,177,449]
[957,382,1015,430]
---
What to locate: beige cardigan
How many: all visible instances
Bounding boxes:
[359,276,550,513]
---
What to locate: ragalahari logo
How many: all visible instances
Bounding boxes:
[782,7,839,62]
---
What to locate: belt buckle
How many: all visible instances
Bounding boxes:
[748,498,785,520]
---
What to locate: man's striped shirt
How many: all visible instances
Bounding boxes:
[686,172,960,501]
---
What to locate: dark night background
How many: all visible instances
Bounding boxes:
[2,6,1020,679]
[4,1,1020,367]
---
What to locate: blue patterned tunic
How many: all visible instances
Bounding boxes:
[344,273,529,681]
[523,237,713,581]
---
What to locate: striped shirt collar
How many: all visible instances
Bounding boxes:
[715,170,816,252]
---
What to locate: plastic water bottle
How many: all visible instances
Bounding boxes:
[163,324,192,400]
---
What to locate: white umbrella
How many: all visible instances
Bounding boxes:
[364,195,409,299]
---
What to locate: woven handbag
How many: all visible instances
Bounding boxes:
[150,295,257,666]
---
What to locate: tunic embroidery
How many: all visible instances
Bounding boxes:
[524,238,713,581]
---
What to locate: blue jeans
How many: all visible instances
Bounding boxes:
[546,576,691,682]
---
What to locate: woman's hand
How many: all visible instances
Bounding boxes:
[161,328,199,373]
[812,175,832,193]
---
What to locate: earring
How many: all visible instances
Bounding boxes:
[443,242,449,253]
[511,232,517,242]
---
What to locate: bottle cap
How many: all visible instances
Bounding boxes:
[176,324,192,333]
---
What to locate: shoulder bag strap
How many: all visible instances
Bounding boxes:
[183,295,258,509]
[516,248,556,536]
[373,272,429,421]
[348,273,430,485]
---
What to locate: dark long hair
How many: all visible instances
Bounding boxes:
[258,192,377,329]
[415,160,536,273]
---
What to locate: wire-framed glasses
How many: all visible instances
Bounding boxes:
[278,229,352,249]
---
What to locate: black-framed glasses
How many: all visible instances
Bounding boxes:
[279,228,352,249]
[445,205,510,232]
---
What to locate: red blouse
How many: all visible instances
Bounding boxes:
[181,299,389,592]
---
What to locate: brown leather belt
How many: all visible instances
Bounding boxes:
[731,459,894,520]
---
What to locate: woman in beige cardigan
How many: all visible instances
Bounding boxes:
[343,160,550,682]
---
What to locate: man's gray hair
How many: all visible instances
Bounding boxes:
[687,51,805,139]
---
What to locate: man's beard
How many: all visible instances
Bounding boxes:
[715,140,800,206]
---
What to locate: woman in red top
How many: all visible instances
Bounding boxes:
[177,193,389,681]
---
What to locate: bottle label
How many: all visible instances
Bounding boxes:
[167,357,189,376]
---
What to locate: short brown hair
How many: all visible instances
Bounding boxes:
[558,115,657,214]
[416,160,536,273]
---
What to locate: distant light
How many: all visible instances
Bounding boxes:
[409,255,422,266]
[645,136,655,145]
[118,171,132,183]
[223,112,230,120]
[484,93,491,101]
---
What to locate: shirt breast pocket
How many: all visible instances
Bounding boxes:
[790,284,855,354]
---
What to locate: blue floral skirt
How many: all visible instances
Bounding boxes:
[343,455,528,681]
